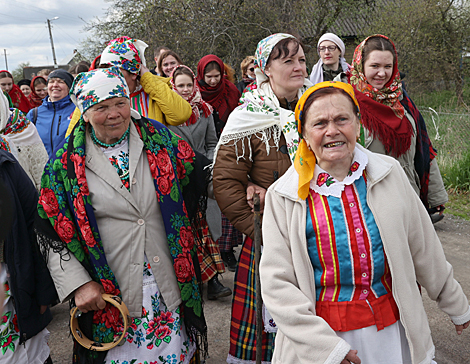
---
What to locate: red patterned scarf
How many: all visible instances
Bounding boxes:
[171,65,213,126]
[348,35,412,157]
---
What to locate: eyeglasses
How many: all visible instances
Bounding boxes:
[248,67,255,72]
[318,45,338,53]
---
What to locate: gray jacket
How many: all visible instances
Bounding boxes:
[168,111,222,240]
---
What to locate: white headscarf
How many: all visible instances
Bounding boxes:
[309,33,350,85]
[0,92,42,148]
[0,92,12,130]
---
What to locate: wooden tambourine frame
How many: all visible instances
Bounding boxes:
[70,293,130,351]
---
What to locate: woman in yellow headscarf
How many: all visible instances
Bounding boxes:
[259,81,470,364]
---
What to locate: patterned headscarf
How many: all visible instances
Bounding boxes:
[254,33,295,73]
[294,81,360,199]
[69,67,129,113]
[170,65,213,126]
[100,36,148,74]
[348,35,412,157]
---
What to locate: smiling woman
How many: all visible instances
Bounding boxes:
[212,33,312,364]
[348,35,448,222]
[26,69,75,157]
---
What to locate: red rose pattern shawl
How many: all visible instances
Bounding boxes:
[38,115,206,359]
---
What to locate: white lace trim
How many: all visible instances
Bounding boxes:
[310,147,368,198]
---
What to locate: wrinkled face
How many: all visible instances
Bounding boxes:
[363,50,394,90]
[48,78,69,102]
[265,42,307,96]
[162,55,179,77]
[303,93,360,173]
[0,77,13,93]
[318,40,341,69]
[20,85,32,96]
[246,62,255,79]
[83,97,131,145]
[35,84,48,99]
[174,74,194,101]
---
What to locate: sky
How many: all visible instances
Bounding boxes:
[0,0,111,76]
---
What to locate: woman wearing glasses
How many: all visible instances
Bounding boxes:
[309,33,350,85]
[236,56,256,94]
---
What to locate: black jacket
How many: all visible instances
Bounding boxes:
[0,150,58,343]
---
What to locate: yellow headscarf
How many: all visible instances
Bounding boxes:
[294,81,360,199]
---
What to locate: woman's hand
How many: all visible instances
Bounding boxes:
[341,350,361,364]
[246,181,266,213]
[140,64,150,77]
[74,281,106,313]
[455,320,470,335]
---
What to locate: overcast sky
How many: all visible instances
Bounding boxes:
[0,0,111,77]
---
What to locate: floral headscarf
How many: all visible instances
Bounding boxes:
[294,81,360,199]
[28,76,48,108]
[212,33,312,166]
[349,34,403,113]
[254,33,295,73]
[69,67,129,113]
[100,36,148,74]
[348,35,412,157]
[170,65,213,126]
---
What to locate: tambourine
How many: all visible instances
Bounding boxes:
[70,293,130,351]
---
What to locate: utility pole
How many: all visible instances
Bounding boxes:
[47,17,59,68]
[3,49,7,71]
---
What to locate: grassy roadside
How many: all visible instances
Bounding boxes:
[445,190,470,220]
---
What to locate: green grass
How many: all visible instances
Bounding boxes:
[445,191,470,220]
[413,86,470,218]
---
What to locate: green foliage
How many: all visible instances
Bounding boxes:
[365,0,470,102]
[80,0,370,77]
[11,62,30,82]
[441,149,470,192]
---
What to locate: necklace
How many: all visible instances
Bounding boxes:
[91,125,130,148]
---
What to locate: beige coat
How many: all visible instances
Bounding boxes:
[260,145,470,364]
[47,123,181,317]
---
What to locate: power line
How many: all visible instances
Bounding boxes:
[7,1,83,23]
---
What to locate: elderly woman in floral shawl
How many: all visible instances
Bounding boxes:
[37,66,207,364]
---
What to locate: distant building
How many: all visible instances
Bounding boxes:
[23,49,89,78]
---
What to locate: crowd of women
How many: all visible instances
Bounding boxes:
[0,29,468,364]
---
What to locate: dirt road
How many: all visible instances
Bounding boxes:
[48,215,470,363]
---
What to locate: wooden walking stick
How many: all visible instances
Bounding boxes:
[253,193,263,364]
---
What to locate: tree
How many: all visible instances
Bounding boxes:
[80,0,371,77]
[11,62,31,82]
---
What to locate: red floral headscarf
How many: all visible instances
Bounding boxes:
[28,76,48,108]
[348,35,412,157]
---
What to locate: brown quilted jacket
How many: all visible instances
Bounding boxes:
[213,125,291,239]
